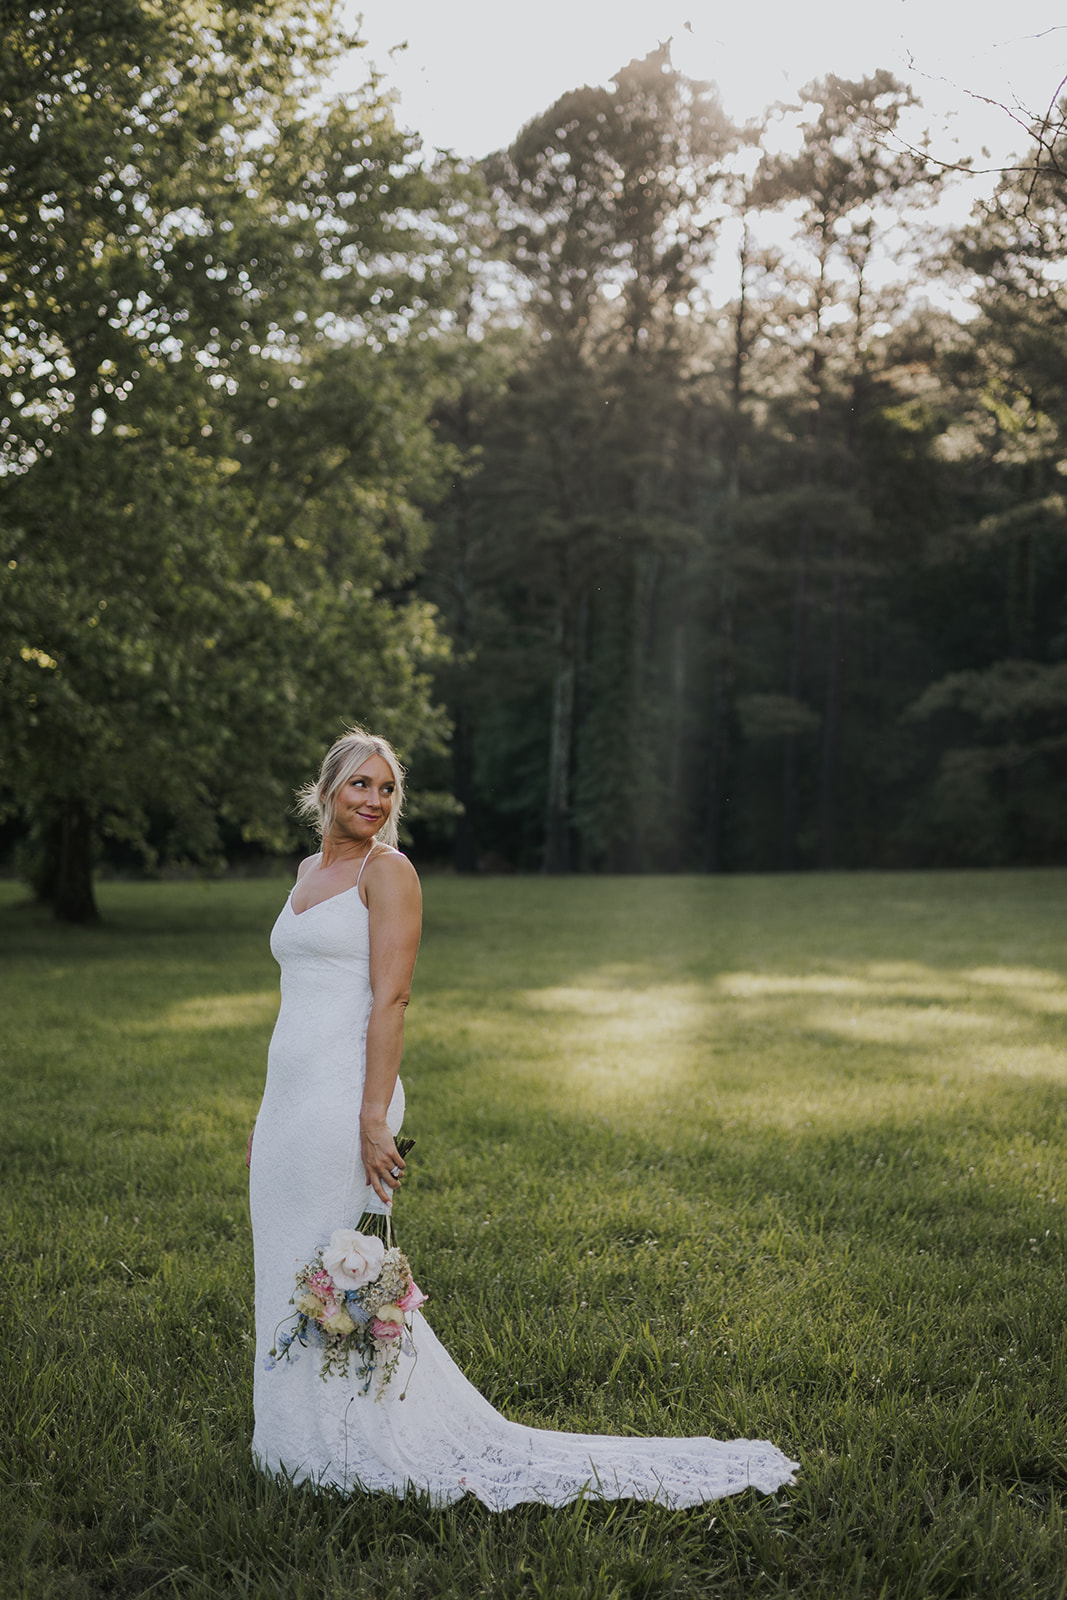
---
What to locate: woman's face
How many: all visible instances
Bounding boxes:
[333,754,396,843]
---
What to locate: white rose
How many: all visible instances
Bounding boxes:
[321,1229,386,1290]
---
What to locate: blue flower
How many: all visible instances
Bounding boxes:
[263,1355,277,1372]
[345,1293,372,1325]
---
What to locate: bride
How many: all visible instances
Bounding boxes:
[248,726,797,1509]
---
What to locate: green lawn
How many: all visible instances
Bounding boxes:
[2,871,1065,1599]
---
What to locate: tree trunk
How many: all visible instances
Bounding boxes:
[781,521,811,871]
[542,601,577,873]
[53,799,100,923]
[626,547,660,872]
[705,591,734,873]
[818,534,846,869]
[665,571,688,869]
[706,202,749,873]
[1007,529,1035,658]
[572,589,590,870]
[451,704,478,873]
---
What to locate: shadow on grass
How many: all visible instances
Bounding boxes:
[3,874,1066,1598]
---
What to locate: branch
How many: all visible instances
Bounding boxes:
[895,46,1067,201]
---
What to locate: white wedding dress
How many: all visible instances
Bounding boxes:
[250,856,798,1510]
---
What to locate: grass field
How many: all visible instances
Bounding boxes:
[2,869,1065,1599]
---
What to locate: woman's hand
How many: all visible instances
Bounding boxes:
[360,1114,405,1205]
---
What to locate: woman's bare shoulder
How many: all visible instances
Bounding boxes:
[365,847,421,895]
[295,852,322,882]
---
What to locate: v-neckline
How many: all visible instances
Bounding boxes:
[289,844,389,917]
[289,881,366,918]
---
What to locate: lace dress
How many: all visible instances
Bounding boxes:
[249,863,798,1510]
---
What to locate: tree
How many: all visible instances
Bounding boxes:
[475,46,734,871]
[411,58,1067,877]
[747,72,941,867]
[903,117,1067,863]
[0,1,450,918]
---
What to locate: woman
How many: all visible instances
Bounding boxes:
[249,726,797,1508]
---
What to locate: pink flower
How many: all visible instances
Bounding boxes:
[371,1317,402,1340]
[395,1279,428,1314]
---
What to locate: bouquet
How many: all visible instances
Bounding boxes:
[267,1139,426,1397]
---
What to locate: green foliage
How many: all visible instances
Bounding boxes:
[0,1,455,914]
[5,18,1067,892]
[893,130,1067,866]
[486,45,733,355]
[2,872,1066,1596]
[420,50,745,871]
[417,67,1067,875]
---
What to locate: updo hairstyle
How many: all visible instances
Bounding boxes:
[295,726,406,848]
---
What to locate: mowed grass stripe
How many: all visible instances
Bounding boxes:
[1,871,1064,1599]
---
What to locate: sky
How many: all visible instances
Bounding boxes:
[329,1,1066,316]
[337,0,1066,171]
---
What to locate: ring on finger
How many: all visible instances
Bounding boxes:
[390,1164,401,1178]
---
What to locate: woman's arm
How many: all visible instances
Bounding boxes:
[361,851,423,1203]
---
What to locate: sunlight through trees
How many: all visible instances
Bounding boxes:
[3,8,1066,909]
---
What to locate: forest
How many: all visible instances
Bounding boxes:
[3,1,1067,916]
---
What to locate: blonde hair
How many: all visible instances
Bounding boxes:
[295,726,406,847]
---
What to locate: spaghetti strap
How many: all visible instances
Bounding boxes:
[356,842,394,890]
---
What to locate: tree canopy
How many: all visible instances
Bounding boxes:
[3,18,1065,903]
[418,57,1067,874]
[0,0,453,917]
